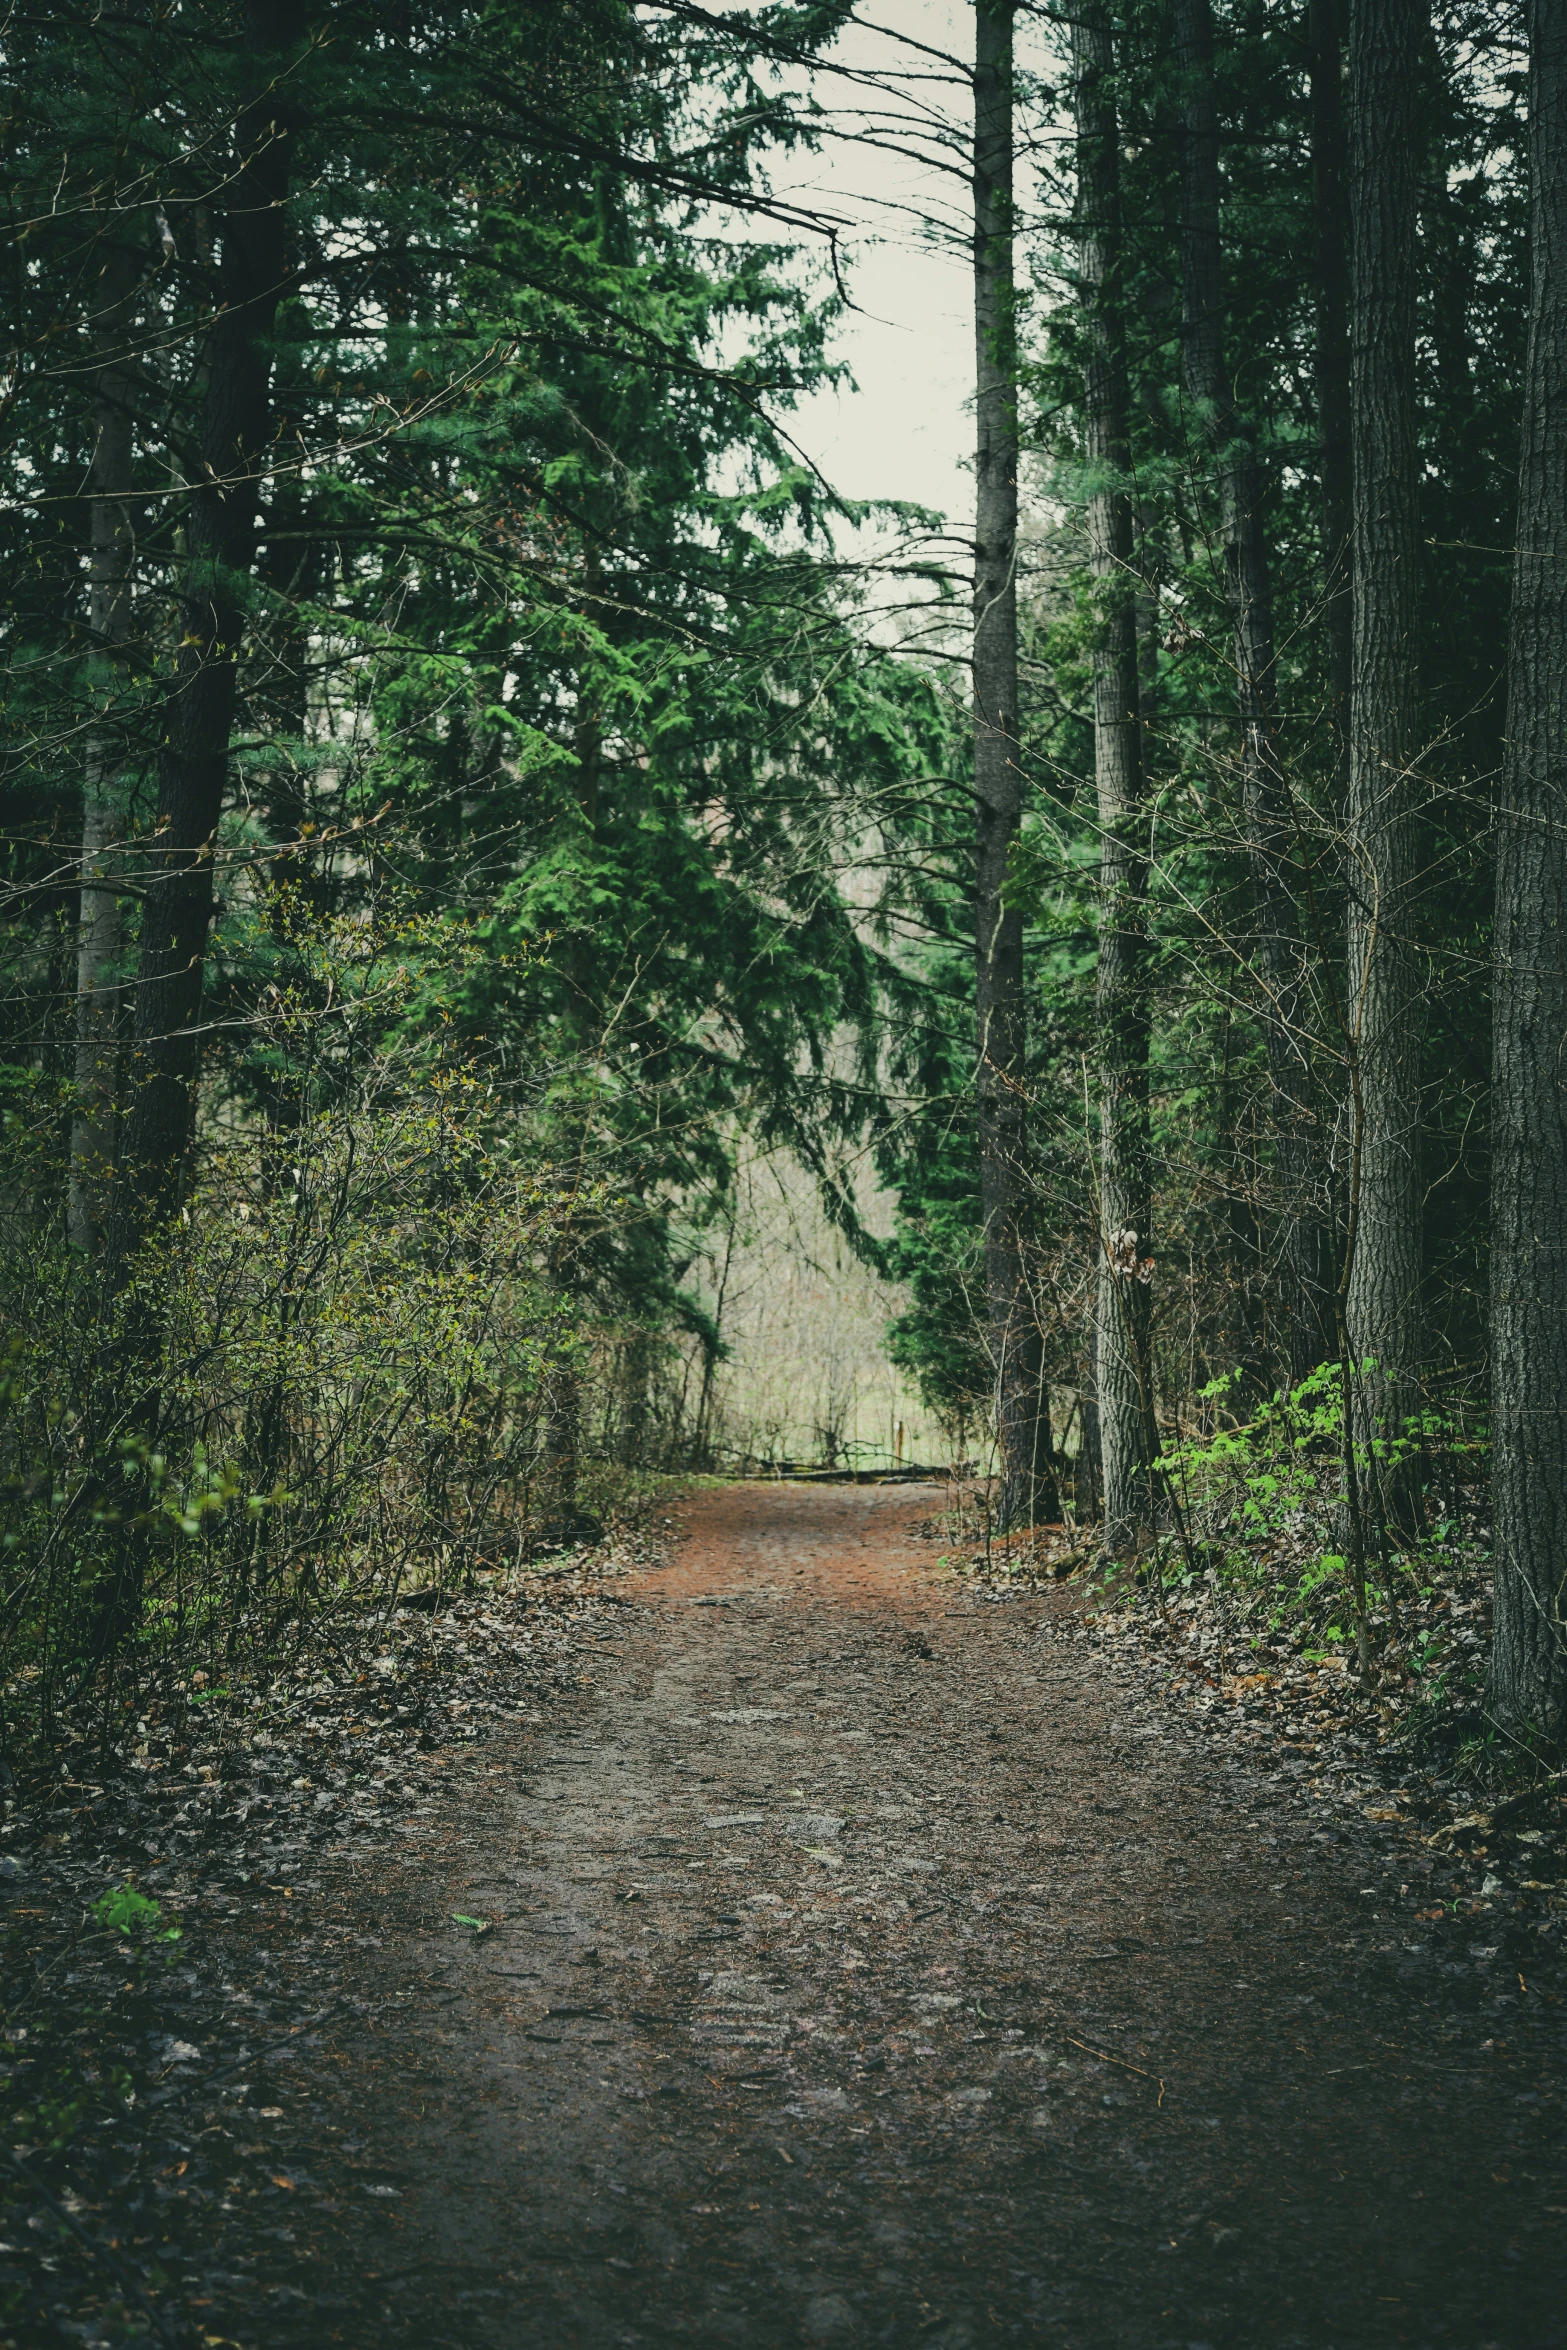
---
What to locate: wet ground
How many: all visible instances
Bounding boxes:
[120,1483,1567,2346]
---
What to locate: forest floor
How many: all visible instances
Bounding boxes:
[5,1481,1567,2349]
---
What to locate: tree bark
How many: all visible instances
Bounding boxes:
[540,655,605,1533]
[973,0,1057,1531]
[1309,0,1352,800]
[105,0,301,1292]
[1489,0,1567,1749]
[1344,0,1426,1532]
[1072,0,1153,1547]
[1174,0,1334,1380]
[69,227,142,1254]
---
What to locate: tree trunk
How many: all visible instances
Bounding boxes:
[69,228,141,1254]
[105,0,301,1292]
[543,1353,583,1531]
[1174,0,1334,1381]
[539,648,607,1526]
[93,3,300,1657]
[1072,0,1153,1547]
[1489,0,1567,1749]
[1078,1337,1102,1525]
[1309,0,1352,800]
[1344,0,1426,1533]
[619,1327,652,1467]
[973,0,1056,1532]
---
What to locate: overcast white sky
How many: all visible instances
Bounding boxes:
[771,1,975,530]
[792,218,974,525]
[735,0,1065,554]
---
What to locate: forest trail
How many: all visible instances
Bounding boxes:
[239,1485,1563,2348]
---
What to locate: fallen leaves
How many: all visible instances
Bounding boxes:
[935,1517,1567,1926]
[1425,1813,1492,1850]
[0,1516,661,2350]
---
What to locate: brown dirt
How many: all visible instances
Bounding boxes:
[133,1482,1567,2346]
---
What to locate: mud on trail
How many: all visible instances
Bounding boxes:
[105,1485,1567,2345]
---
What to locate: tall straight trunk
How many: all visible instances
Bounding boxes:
[105,0,300,1293]
[619,1327,652,1468]
[1309,0,1352,797]
[973,0,1056,1531]
[1078,1336,1102,1524]
[545,700,603,1531]
[1344,0,1425,1529]
[1133,495,1162,725]
[542,1343,583,1531]
[1489,0,1567,1748]
[69,229,141,1254]
[1174,0,1333,1380]
[1072,1,1153,1546]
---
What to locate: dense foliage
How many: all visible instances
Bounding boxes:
[0,0,951,1747]
[2,0,1562,1761]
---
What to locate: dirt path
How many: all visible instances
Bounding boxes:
[214,1483,1564,2347]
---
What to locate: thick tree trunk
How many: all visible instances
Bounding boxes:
[1489,0,1567,1749]
[105,0,300,1292]
[1072,1,1153,1547]
[1174,0,1333,1380]
[1309,0,1352,799]
[973,0,1056,1532]
[69,230,141,1254]
[1344,0,1426,1532]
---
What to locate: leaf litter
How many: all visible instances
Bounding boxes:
[0,1516,665,2348]
[6,1484,1564,2345]
[932,1511,1567,1939]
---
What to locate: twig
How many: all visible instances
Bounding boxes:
[1491,1768,1567,1827]
[1063,2034,1166,2107]
[189,1997,352,2091]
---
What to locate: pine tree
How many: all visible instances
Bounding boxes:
[105,0,306,1291]
[1173,0,1332,1380]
